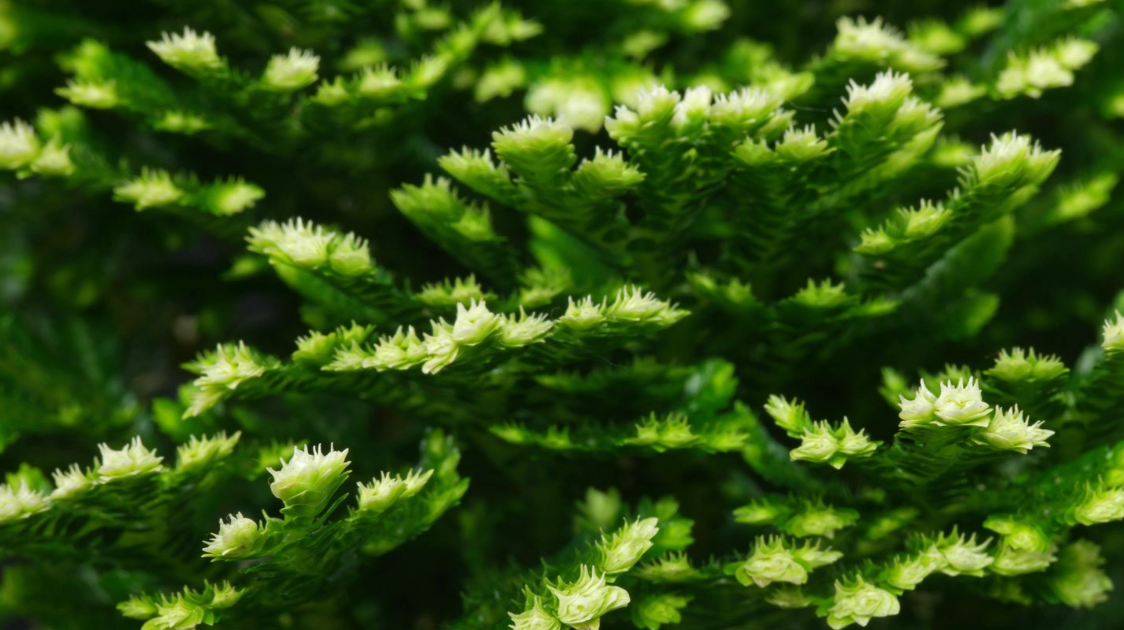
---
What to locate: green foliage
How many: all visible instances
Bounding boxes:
[4,1,1124,630]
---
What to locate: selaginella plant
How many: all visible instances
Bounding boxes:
[2,0,1124,629]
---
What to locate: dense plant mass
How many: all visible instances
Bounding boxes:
[3,0,1124,628]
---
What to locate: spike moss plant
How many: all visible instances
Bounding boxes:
[3,1,1124,629]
